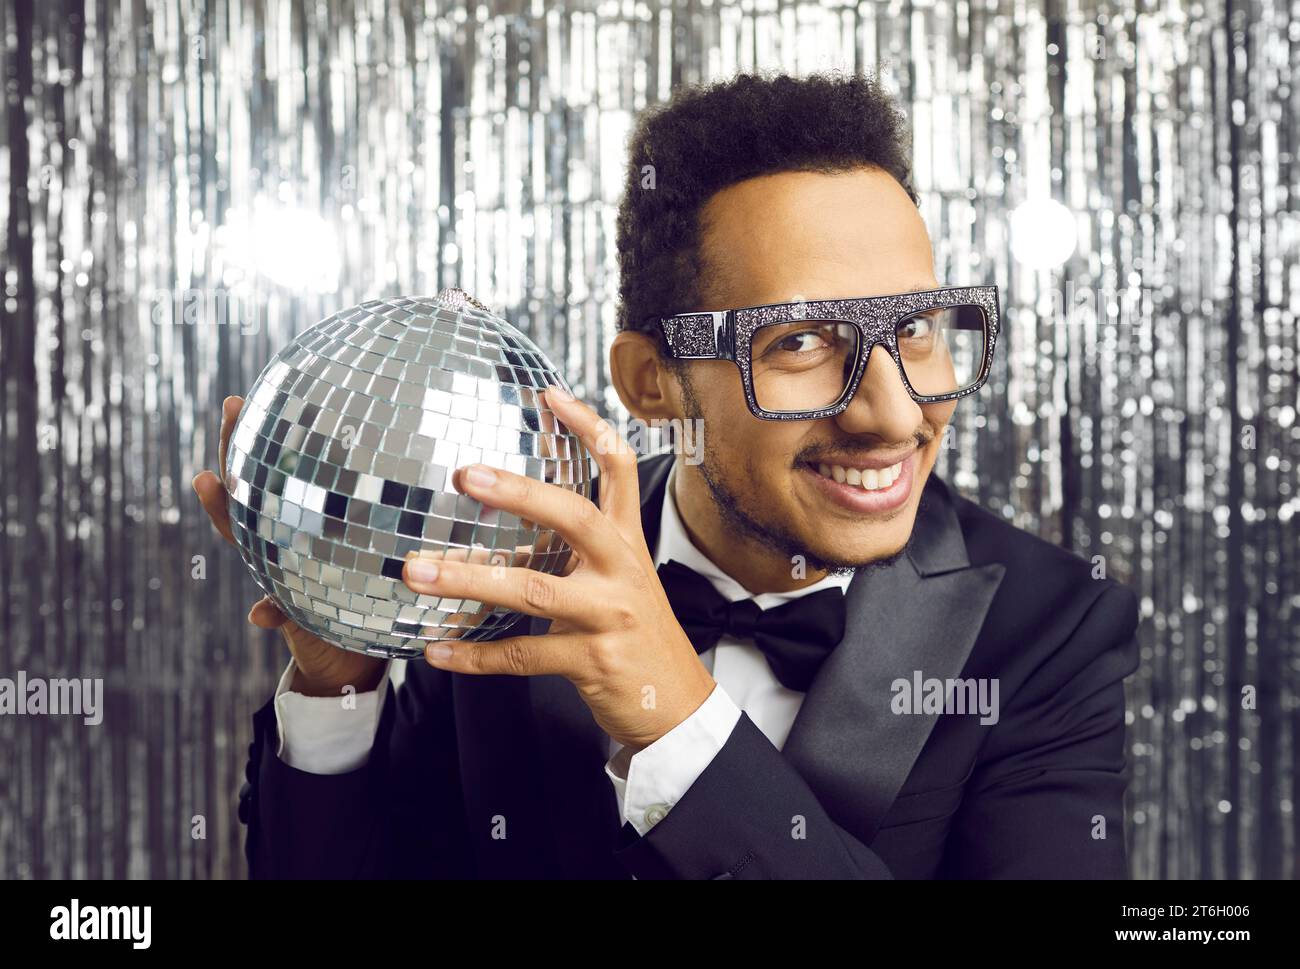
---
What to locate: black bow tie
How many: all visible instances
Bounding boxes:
[656,559,848,693]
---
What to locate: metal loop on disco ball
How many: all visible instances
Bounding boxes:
[224,293,594,659]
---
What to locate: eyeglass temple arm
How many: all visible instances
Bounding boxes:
[660,310,733,360]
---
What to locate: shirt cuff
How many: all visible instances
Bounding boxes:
[273,657,391,775]
[604,683,742,836]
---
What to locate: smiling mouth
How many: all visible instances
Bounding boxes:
[802,459,907,492]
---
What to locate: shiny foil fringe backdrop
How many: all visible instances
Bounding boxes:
[1,0,1296,879]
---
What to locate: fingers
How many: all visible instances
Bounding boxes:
[407,544,534,568]
[219,395,244,480]
[452,461,622,571]
[192,469,235,544]
[417,614,477,640]
[191,396,245,545]
[422,631,583,678]
[248,596,287,628]
[249,597,324,655]
[542,386,641,533]
[403,556,590,624]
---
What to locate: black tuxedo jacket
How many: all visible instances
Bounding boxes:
[239,452,1140,879]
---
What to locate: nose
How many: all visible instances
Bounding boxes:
[832,343,924,439]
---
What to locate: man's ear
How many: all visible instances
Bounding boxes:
[609,331,680,422]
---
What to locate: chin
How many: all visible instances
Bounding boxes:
[856,535,912,565]
[807,524,913,570]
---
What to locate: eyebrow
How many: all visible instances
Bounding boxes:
[906,282,942,293]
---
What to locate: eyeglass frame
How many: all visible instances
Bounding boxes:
[655,284,1002,421]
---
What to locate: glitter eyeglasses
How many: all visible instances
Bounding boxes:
[657,285,1001,421]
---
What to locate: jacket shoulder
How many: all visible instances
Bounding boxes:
[939,485,1140,737]
[944,483,1139,637]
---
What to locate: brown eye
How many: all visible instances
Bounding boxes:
[772,330,829,354]
[898,314,938,340]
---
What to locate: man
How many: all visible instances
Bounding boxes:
[194,71,1140,879]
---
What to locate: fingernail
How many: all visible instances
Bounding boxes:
[408,560,440,583]
[464,464,496,488]
[547,384,573,401]
[427,643,453,662]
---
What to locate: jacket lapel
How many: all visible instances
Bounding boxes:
[526,452,674,877]
[780,474,1005,845]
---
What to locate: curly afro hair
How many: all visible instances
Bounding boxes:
[614,70,918,357]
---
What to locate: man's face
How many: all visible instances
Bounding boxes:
[675,166,957,573]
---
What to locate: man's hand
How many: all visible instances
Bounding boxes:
[402,385,716,751]
[191,395,386,697]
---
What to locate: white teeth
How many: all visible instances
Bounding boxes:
[814,460,904,491]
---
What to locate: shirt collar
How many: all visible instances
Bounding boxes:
[653,461,853,609]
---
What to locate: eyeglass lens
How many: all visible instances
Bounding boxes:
[748,304,988,412]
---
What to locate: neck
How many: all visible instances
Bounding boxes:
[668,459,831,596]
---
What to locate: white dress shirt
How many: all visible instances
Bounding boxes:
[273,460,853,837]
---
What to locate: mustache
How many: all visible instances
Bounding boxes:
[795,430,931,465]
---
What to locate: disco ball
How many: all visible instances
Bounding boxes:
[223,288,594,659]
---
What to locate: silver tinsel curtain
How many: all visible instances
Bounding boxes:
[1,0,1295,879]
